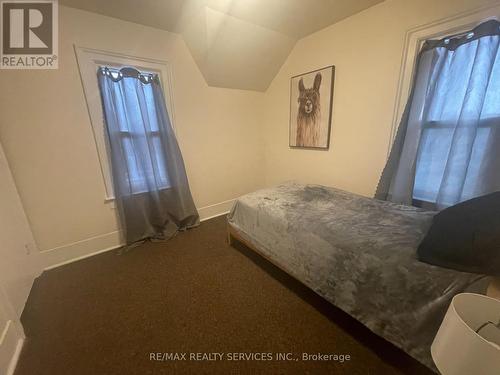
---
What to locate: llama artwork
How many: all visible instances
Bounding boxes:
[289,66,334,149]
[296,73,322,147]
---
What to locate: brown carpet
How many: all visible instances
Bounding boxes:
[15,216,433,375]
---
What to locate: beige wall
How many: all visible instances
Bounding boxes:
[262,0,498,197]
[0,6,265,255]
[0,0,497,264]
[0,140,40,316]
[0,139,40,375]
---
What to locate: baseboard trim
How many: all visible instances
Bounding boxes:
[41,198,236,270]
[43,243,123,271]
[0,321,23,375]
[198,198,235,221]
[6,338,23,375]
[41,230,123,271]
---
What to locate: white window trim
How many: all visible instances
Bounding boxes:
[387,3,500,157]
[74,45,176,202]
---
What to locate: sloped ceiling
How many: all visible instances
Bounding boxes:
[60,0,384,91]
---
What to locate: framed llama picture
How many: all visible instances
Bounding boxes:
[289,66,335,149]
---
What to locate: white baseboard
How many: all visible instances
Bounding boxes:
[6,338,23,375]
[0,321,24,375]
[41,230,123,271]
[198,198,235,222]
[41,198,236,271]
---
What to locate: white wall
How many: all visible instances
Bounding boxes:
[0,140,41,375]
[0,6,265,266]
[261,0,499,197]
[0,285,25,375]
[0,141,41,316]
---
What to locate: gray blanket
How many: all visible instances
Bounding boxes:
[227,182,488,370]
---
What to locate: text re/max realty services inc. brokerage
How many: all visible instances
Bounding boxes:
[149,352,351,362]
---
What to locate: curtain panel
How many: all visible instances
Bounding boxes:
[98,66,199,244]
[376,20,500,209]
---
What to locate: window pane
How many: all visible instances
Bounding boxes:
[121,136,146,193]
[481,39,500,119]
[142,83,160,132]
[107,74,170,193]
[461,126,492,201]
[414,125,492,204]
[413,126,453,202]
[152,136,169,188]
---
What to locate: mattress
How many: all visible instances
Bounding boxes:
[227,182,488,370]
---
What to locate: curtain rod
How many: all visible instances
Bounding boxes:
[98,66,159,84]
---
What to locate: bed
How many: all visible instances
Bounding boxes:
[227,182,489,370]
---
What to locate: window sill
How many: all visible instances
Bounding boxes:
[412,198,438,210]
[104,196,115,203]
[103,185,172,205]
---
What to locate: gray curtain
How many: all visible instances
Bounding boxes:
[98,66,199,245]
[375,20,500,209]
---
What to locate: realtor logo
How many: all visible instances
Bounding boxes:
[1,0,58,69]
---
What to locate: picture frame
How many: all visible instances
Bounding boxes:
[289,65,335,149]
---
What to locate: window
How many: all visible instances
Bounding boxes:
[75,47,175,200]
[100,68,170,193]
[376,7,500,208]
[412,23,500,207]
